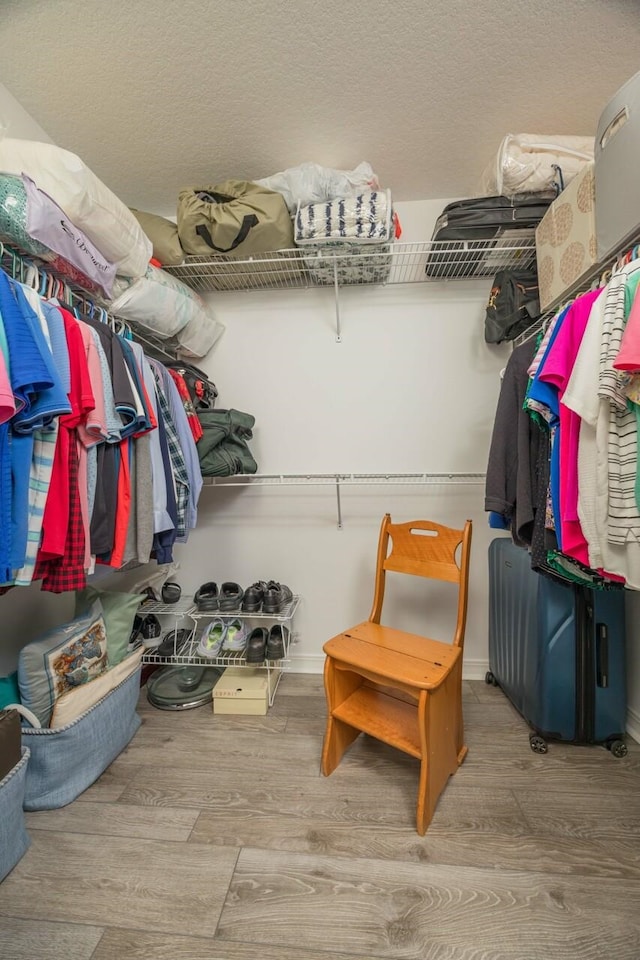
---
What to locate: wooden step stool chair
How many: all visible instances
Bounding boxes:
[321,514,472,835]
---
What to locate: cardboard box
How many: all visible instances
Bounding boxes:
[535,162,597,311]
[212,666,279,716]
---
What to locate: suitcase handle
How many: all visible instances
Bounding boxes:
[596,623,609,688]
[599,106,629,150]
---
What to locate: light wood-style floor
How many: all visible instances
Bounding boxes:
[1,674,640,960]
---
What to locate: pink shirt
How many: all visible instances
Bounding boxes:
[614,283,640,371]
[0,350,15,424]
[76,321,108,447]
[540,288,603,566]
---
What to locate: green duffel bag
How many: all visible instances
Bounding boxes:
[177,180,294,257]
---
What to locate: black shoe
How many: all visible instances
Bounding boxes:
[262,581,293,615]
[161,581,182,604]
[245,627,268,663]
[265,624,289,660]
[194,581,218,611]
[140,585,159,605]
[143,615,162,640]
[219,581,244,612]
[157,628,192,658]
[241,581,267,613]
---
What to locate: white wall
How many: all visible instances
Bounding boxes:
[0,83,53,142]
[174,200,510,677]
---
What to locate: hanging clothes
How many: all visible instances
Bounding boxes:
[0,249,205,592]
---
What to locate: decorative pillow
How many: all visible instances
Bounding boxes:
[75,587,142,667]
[49,648,143,729]
[110,263,204,337]
[17,600,108,727]
[129,209,184,266]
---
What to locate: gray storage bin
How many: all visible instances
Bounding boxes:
[0,748,30,882]
[21,667,141,810]
[595,70,640,261]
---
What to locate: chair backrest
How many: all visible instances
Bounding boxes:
[368,514,472,649]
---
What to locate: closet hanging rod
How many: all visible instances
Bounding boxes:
[0,242,180,362]
[203,472,486,486]
[203,472,486,529]
[513,230,640,348]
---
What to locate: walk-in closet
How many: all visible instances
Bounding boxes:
[1,3,640,958]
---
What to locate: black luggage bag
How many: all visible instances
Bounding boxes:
[425,194,553,279]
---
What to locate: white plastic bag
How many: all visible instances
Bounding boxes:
[256,161,379,214]
[480,134,594,198]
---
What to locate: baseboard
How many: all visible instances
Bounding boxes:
[462,659,490,681]
[287,654,325,674]
[626,706,640,744]
[288,653,491,680]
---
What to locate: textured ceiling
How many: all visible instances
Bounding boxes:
[1,0,639,215]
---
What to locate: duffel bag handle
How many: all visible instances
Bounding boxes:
[196,214,259,254]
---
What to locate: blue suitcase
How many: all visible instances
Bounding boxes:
[487,538,627,756]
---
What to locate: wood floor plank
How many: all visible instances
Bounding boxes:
[285,716,327,737]
[0,918,104,960]
[119,767,416,821]
[24,801,199,842]
[92,928,363,960]
[276,673,325,697]
[462,680,480,702]
[72,766,133,803]
[514,789,640,865]
[116,723,324,770]
[460,700,525,728]
[189,776,640,878]
[217,847,640,959]
[0,832,238,936]
[269,694,327,719]
[137,704,288,734]
[455,744,640,794]
[470,679,516,704]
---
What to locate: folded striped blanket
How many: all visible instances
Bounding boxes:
[295,190,392,244]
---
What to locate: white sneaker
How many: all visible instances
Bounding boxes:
[197,619,226,658]
[221,618,249,652]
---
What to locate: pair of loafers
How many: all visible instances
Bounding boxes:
[242,580,293,614]
[194,581,244,612]
[245,624,289,663]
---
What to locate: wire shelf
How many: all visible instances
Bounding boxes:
[202,472,486,487]
[138,598,197,617]
[189,594,301,621]
[141,627,292,667]
[164,237,537,294]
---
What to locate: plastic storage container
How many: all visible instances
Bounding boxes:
[595,70,640,261]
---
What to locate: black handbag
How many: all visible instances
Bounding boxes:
[484,269,541,344]
[166,362,218,412]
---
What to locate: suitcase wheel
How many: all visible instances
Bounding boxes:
[607,739,628,759]
[529,734,548,754]
[485,671,499,687]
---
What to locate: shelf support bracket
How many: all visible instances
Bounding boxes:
[333,259,342,342]
[335,475,343,530]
